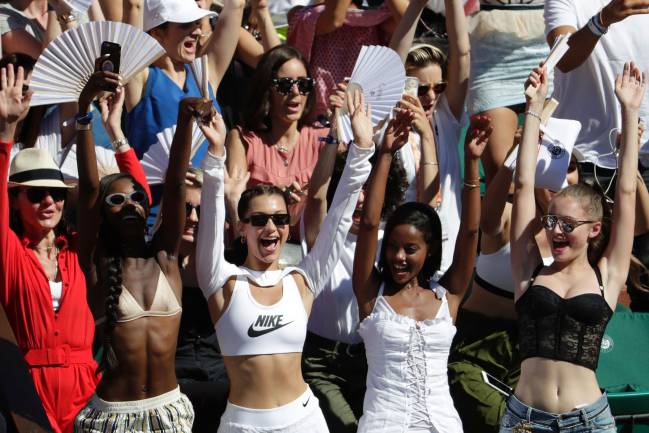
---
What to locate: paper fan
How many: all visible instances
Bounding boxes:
[60,144,118,180]
[141,123,206,185]
[63,0,92,12]
[338,46,406,144]
[30,21,165,106]
[189,56,210,98]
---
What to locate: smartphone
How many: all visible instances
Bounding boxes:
[481,370,512,397]
[97,41,121,74]
[404,76,419,98]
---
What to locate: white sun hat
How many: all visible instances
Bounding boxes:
[144,0,217,32]
[8,148,73,189]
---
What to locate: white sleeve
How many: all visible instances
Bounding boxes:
[298,142,375,295]
[196,150,240,300]
[544,0,578,36]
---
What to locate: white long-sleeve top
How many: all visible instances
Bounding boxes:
[197,142,374,298]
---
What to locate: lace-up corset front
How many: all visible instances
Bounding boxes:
[357,283,462,433]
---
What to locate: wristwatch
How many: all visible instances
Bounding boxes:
[75,111,93,131]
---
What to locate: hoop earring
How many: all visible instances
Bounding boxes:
[240,236,246,244]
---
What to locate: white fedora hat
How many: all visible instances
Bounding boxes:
[144,0,217,32]
[8,148,72,188]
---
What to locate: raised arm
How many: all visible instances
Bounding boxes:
[400,94,439,205]
[98,89,152,202]
[224,128,250,238]
[602,62,646,302]
[444,0,470,119]
[315,0,353,35]
[303,82,346,250]
[439,116,489,301]
[389,0,427,62]
[0,65,32,301]
[251,0,281,51]
[152,98,205,257]
[353,105,411,319]
[300,90,375,298]
[197,122,241,300]
[510,67,547,295]
[204,0,246,92]
[481,157,514,237]
[546,0,649,73]
[76,71,122,273]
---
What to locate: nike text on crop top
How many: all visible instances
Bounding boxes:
[116,267,182,323]
[215,273,308,356]
[515,264,613,371]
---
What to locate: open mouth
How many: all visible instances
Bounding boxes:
[183,40,197,53]
[260,237,280,253]
[552,239,570,254]
[392,263,410,279]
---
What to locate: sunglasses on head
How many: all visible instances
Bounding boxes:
[241,213,290,227]
[23,187,66,203]
[105,191,147,207]
[418,81,448,96]
[271,77,314,96]
[186,202,200,217]
[540,214,596,234]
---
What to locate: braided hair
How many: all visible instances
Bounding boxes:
[96,173,149,371]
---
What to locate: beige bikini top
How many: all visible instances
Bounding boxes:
[116,267,182,323]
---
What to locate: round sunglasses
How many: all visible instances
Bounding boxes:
[418,81,448,96]
[241,213,290,227]
[271,77,315,96]
[22,187,66,204]
[540,215,596,234]
[186,202,200,217]
[105,191,147,207]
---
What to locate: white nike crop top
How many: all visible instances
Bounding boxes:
[215,273,308,356]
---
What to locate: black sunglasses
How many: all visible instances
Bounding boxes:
[23,187,66,203]
[540,215,596,234]
[186,202,200,217]
[271,77,315,96]
[241,213,290,227]
[418,81,448,96]
[105,191,147,207]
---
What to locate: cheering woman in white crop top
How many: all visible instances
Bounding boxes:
[196,90,375,433]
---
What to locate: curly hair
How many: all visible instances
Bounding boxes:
[379,202,443,287]
[242,45,315,131]
[96,173,150,371]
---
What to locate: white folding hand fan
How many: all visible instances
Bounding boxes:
[338,46,406,144]
[29,21,165,106]
[141,123,206,185]
[60,144,119,180]
[190,56,210,98]
[63,0,92,12]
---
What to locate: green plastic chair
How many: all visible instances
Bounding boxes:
[596,308,649,432]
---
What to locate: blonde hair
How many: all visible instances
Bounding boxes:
[406,43,448,78]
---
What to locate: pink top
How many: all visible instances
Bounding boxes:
[288,4,392,121]
[239,125,329,223]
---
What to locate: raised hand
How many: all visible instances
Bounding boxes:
[224,165,250,200]
[198,110,227,156]
[524,66,548,109]
[381,108,413,155]
[98,87,125,135]
[615,62,647,111]
[179,97,216,124]
[400,94,434,140]
[79,69,122,111]
[466,114,492,159]
[601,0,649,26]
[0,65,31,137]
[346,88,374,148]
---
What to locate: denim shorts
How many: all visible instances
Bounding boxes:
[499,394,616,433]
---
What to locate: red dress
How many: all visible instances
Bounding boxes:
[0,140,99,433]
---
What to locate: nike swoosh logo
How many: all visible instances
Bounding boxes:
[247,321,294,338]
[302,396,310,407]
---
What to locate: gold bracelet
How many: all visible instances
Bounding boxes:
[422,161,439,166]
[464,182,480,188]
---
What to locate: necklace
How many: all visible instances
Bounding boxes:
[275,143,293,167]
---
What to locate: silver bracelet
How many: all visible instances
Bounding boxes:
[110,137,129,150]
[524,110,542,122]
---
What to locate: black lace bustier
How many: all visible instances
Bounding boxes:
[515,265,613,371]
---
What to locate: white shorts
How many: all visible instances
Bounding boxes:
[74,387,194,433]
[217,386,329,433]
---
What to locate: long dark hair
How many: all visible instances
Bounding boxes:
[227,184,289,265]
[379,202,442,287]
[243,45,315,131]
[96,173,150,371]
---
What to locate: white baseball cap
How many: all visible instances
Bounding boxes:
[144,0,217,32]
